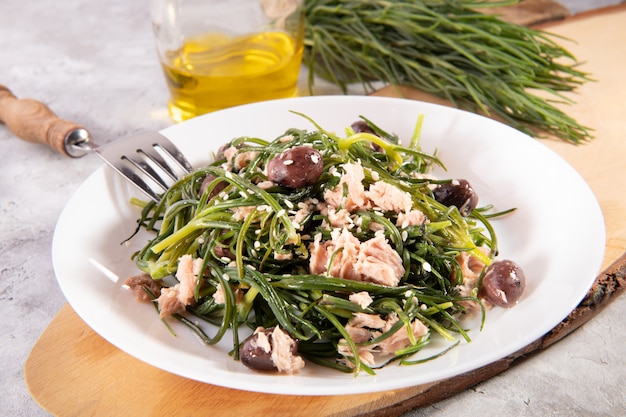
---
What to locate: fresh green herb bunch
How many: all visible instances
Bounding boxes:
[304,0,593,143]
[131,115,501,374]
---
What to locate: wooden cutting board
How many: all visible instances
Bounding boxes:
[25,5,626,417]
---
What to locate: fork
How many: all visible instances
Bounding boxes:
[0,85,193,202]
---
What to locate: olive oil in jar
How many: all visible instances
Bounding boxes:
[161,31,303,122]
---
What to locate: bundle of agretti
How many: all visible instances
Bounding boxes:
[304,0,593,144]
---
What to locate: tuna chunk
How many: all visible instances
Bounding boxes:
[325,207,353,229]
[270,326,305,373]
[339,312,430,366]
[309,227,361,280]
[223,145,259,171]
[377,314,429,354]
[309,228,404,286]
[157,254,203,318]
[323,162,417,216]
[349,291,373,309]
[323,163,369,212]
[240,326,305,373]
[338,343,376,367]
[454,251,487,313]
[157,289,184,319]
[350,312,387,329]
[365,181,413,212]
[354,233,405,286]
[455,251,486,293]
[124,273,162,302]
[232,205,257,221]
[396,209,427,228]
[212,283,243,305]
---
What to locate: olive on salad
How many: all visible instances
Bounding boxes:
[432,179,479,216]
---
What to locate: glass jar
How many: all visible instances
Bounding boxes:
[151,0,305,122]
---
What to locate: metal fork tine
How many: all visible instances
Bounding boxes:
[92,131,193,202]
[154,139,194,173]
[122,154,170,189]
[137,147,179,182]
[117,165,162,203]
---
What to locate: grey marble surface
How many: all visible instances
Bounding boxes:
[1,1,625,416]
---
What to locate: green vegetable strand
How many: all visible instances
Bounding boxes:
[304,0,593,143]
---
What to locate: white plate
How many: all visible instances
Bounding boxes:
[52,96,605,396]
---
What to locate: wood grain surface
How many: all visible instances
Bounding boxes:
[0,84,84,156]
[24,5,626,417]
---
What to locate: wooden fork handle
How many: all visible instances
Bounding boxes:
[0,84,87,157]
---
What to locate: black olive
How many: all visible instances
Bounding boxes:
[239,327,299,372]
[240,331,277,371]
[351,120,376,135]
[479,260,526,307]
[213,243,235,260]
[432,179,478,216]
[351,120,384,152]
[267,146,324,188]
[200,174,227,200]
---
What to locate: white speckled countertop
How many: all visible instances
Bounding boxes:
[2,1,625,416]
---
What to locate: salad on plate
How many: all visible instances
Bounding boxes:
[123,113,526,375]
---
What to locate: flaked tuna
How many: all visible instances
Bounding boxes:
[323,162,418,217]
[223,146,259,171]
[212,283,244,305]
[309,228,405,286]
[454,251,487,312]
[349,291,373,309]
[324,207,353,229]
[355,233,405,286]
[270,326,305,373]
[377,314,429,354]
[339,312,429,366]
[310,227,361,281]
[231,205,257,222]
[124,273,162,302]
[323,162,368,212]
[157,254,203,318]
[350,312,387,329]
[240,326,305,373]
[365,181,413,212]
[396,209,427,228]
